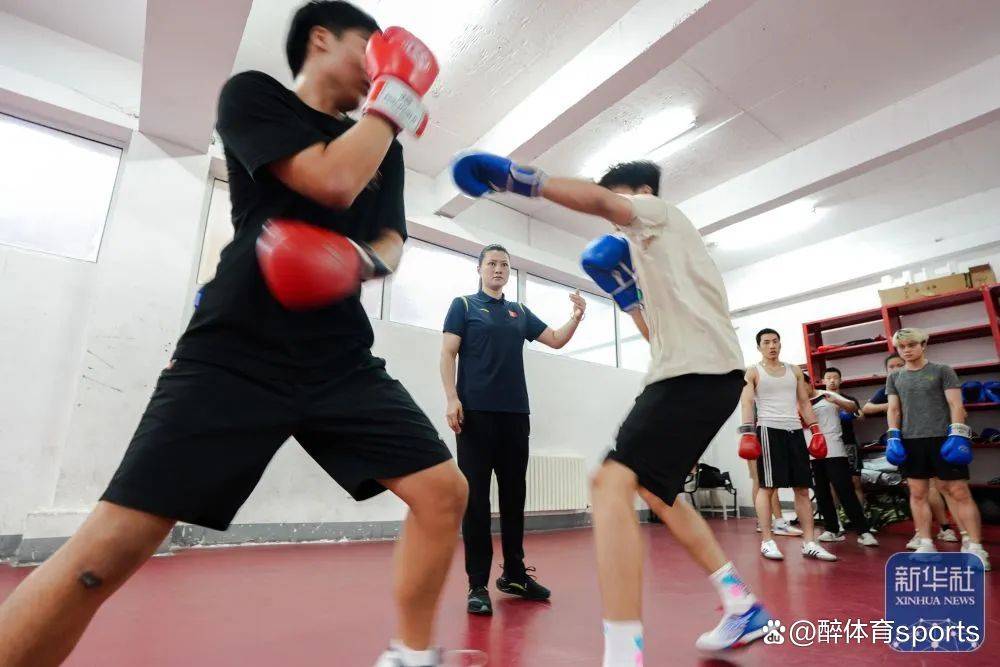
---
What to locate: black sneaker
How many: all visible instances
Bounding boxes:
[467,585,492,615]
[496,566,550,601]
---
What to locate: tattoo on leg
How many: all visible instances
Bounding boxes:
[78,571,103,589]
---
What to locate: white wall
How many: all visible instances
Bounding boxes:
[0,247,96,536]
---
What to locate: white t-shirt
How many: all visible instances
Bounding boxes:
[615,194,744,385]
[810,395,846,458]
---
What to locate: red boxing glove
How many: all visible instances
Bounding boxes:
[256,219,363,310]
[738,424,762,460]
[807,423,828,459]
[364,27,439,136]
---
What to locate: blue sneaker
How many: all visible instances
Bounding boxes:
[695,603,772,651]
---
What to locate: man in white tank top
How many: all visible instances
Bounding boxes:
[738,329,837,562]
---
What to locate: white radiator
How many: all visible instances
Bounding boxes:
[489,455,588,513]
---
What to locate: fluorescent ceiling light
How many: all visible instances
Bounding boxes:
[707,200,826,250]
[581,108,696,179]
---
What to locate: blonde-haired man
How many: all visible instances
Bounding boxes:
[885,328,989,569]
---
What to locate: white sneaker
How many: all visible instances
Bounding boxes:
[857,532,879,547]
[755,522,762,533]
[374,647,485,666]
[761,539,784,560]
[937,528,959,542]
[906,532,921,550]
[818,530,845,542]
[375,648,443,667]
[695,603,773,650]
[802,541,838,561]
[915,539,938,553]
[967,543,992,571]
[772,519,804,537]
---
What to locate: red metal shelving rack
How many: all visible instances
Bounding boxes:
[802,283,1000,390]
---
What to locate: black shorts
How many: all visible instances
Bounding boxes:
[605,370,744,505]
[845,442,863,476]
[901,436,970,481]
[101,356,452,531]
[757,426,812,489]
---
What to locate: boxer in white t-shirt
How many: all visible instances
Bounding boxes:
[451,154,774,662]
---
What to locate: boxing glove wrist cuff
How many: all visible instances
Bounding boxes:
[350,240,391,279]
[948,423,972,438]
[507,164,547,198]
[737,423,756,434]
[887,428,902,437]
[364,76,429,136]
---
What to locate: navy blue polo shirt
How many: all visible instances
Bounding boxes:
[870,387,889,405]
[443,291,548,414]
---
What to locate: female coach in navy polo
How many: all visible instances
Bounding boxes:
[440,243,585,615]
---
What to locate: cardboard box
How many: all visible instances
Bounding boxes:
[877,263,994,306]
[968,263,996,288]
[878,275,967,306]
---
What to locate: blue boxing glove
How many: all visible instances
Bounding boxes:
[451,151,546,198]
[961,381,983,404]
[983,381,1000,404]
[885,428,906,466]
[581,235,641,312]
[940,423,974,465]
[839,409,857,421]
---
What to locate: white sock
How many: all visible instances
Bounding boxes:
[390,640,436,666]
[602,620,643,667]
[969,541,983,550]
[709,561,756,614]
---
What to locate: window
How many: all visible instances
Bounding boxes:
[618,308,651,372]
[388,238,519,330]
[197,180,383,318]
[525,275,616,366]
[0,113,121,261]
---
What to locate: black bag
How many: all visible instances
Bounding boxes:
[697,463,728,489]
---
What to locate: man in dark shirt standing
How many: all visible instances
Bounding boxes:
[0,4,469,666]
